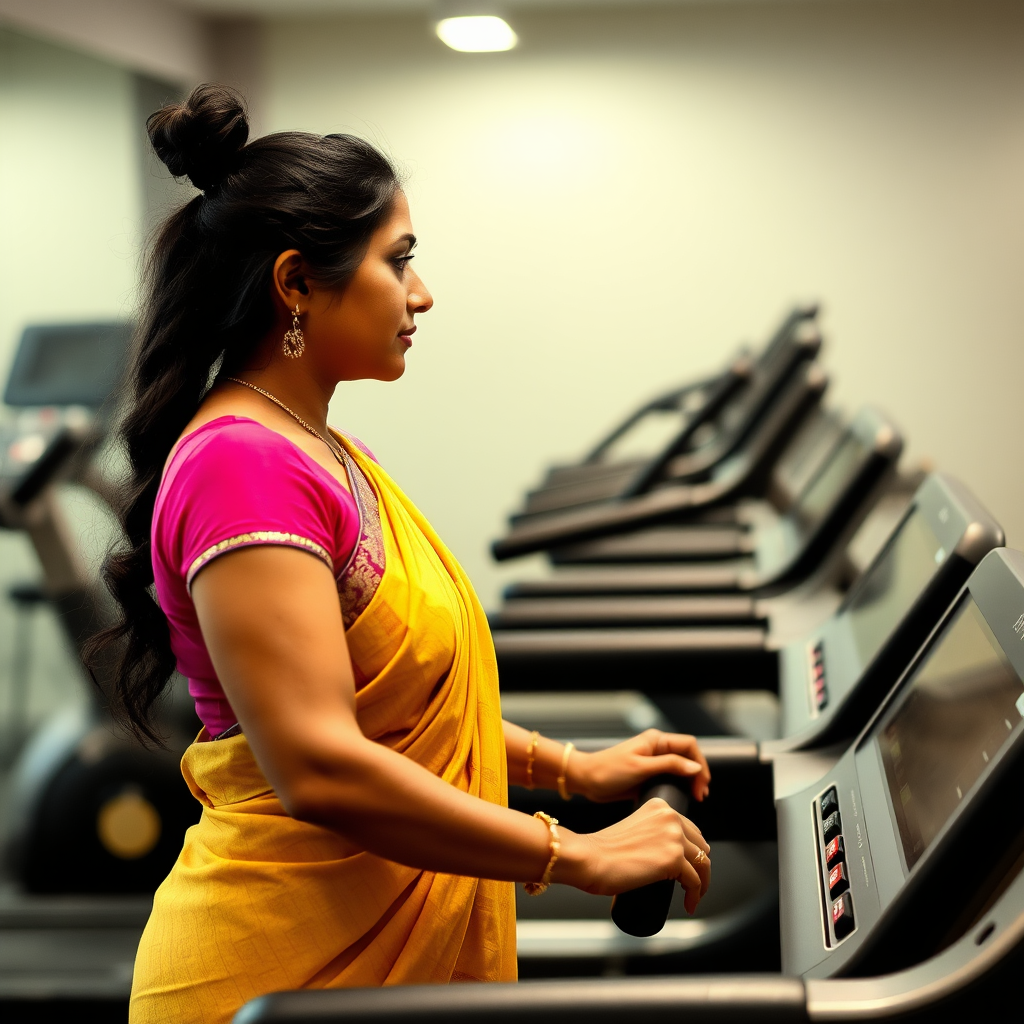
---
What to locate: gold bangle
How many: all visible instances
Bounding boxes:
[557,742,575,802]
[523,811,560,896]
[525,730,540,790]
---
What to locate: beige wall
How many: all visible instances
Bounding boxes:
[267,1,1021,606]
[0,29,143,376]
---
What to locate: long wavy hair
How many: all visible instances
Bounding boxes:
[87,83,400,743]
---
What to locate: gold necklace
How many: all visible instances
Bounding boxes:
[224,377,346,465]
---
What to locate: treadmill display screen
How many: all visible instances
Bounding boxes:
[844,510,946,667]
[796,435,864,525]
[878,598,1024,869]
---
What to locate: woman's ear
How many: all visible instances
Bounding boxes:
[271,250,310,310]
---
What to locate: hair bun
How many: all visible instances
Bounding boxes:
[147,83,249,192]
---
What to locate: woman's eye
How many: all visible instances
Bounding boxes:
[392,254,415,273]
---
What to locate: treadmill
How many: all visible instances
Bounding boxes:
[500,406,902,600]
[547,401,849,565]
[0,324,197,1018]
[495,360,828,562]
[237,548,1024,1023]
[523,305,821,513]
[494,475,1002,740]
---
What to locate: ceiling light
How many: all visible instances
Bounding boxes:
[436,15,518,53]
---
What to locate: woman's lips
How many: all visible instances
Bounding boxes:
[399,327,415,348]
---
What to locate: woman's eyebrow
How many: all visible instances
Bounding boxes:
[392,232,417,249]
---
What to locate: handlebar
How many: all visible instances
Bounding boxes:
[610,776,689,937]
[9,427,80,507]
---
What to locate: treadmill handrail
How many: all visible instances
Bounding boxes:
[234,975,808,1023]
[584,359,749,465]
[619,357,752,493]
[524,306,820,517]
[0,424,96,520]
[625,308,818,496]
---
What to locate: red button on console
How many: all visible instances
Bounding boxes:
[825,835,845,868]
[828,861,850,897]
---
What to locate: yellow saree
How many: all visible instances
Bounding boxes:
[129,439,517,1024]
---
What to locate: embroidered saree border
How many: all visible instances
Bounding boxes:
[186,532,333,592]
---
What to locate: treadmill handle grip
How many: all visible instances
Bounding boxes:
[9,427,79,508]
[610,777,689,938]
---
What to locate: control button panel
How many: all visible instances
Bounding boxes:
[808,640,829,714]
[817,785,857,946]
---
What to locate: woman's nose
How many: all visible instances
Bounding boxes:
[409,278,433,314]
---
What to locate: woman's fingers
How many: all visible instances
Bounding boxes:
[641,752,710,802]
[645,752,704,777]
[637,730,712,800]
[677,839,711,914]
[676,853,704,915]
[690,839,711,896]
[681,815,710,855]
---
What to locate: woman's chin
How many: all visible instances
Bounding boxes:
[384,356,407,381]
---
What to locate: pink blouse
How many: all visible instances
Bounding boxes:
[151,416,384,737]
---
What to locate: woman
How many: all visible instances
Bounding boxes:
[96,84,713,1024]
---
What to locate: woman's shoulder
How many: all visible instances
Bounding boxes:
[172,415,300,465]
[159,415,346,514]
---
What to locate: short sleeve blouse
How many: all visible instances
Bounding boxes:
[152,416,368,737]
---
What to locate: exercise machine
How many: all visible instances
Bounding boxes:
[521,306,821,516]
[235,547,1024,1023]
[0,322,200,895]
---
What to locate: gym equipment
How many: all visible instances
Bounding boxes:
[234,548,1024,1022]
[522,306,820,513]
[0,322,200,895]
[493,315,823,565]
[547,402,848,566]
[492,408,905,696]
[494,360,827,562]
[497,406,902,601]
[495,475,1003,751]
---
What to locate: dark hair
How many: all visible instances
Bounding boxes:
[88,83,401,743]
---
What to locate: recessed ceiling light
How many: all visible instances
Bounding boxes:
[436,15,518,53]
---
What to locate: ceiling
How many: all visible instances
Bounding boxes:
[174,0,737,15]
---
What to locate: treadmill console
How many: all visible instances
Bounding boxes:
[778,473,1003,744]
[780,548,1024,979]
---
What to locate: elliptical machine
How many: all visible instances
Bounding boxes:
[0,322,200,895]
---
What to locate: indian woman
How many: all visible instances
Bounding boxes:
[93,83,713,1024]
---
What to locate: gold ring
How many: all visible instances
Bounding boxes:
[695,849,706,864]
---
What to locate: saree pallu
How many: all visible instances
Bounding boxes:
[130,440,517,1024]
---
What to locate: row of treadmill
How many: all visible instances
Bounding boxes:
[242,307,1024,1020]
[2,310,1024,1021]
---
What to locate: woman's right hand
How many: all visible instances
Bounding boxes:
[553,798,711,915]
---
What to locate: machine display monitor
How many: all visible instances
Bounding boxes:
[844,509,946,667]
[878,597,1024,869]
[795,434,865,525]
[4,323,131,408]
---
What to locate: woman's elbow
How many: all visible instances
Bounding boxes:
[272,746,373,827]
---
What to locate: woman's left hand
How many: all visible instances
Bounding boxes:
[568,729,711,804]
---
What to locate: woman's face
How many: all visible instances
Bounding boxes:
[308,191,433,382]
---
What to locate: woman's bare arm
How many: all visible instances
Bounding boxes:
[192,546,710,904]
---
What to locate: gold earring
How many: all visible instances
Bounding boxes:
[282,304,305,359]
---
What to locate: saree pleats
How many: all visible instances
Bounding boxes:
[129,440,516,1024]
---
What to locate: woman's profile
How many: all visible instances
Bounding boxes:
[93,83,714,1024]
